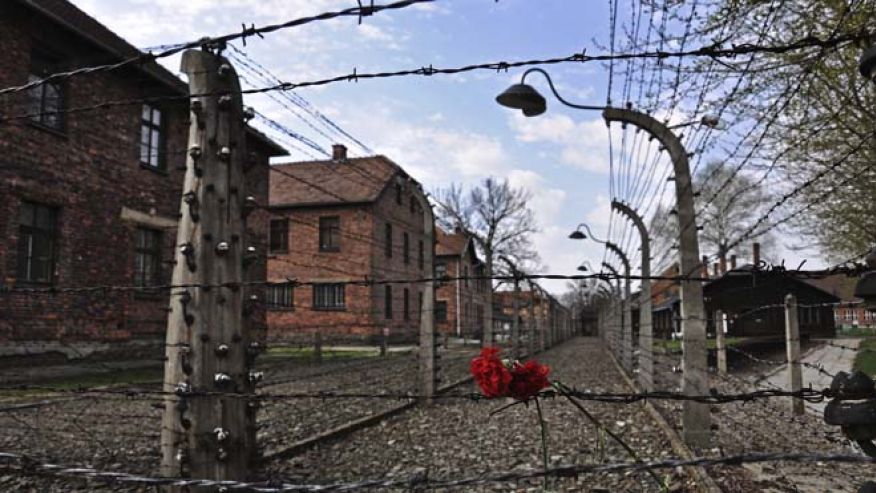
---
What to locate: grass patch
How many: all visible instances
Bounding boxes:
[0,365,163,399]
[260,346,386,361]
[853,338,876,377]
[839,326,876,338]
[655,337,746,352]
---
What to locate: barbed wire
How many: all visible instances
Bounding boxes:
[1,449,874,491]
[0,0,437,97]
[2,32,869,125]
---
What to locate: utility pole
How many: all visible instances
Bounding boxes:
[785,294,804,415]
[612,200,652,390]
[161,49,255,484]
[604,107,711,448]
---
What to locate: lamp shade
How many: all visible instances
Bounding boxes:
[568,230,586,240]
[495,84,546,116]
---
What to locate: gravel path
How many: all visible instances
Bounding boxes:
[651,345,871,492]
[265,337,697,492]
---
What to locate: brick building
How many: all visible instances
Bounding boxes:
[266,145,434,344]
[0,0,286,358]
[805,274,874,331]
[434,228,488,339]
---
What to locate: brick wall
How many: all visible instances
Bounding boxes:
[266,174,432,344]
[434,248,489,338]
[0,3,272,356]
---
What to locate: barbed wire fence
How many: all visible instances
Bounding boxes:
[2,0,876,491]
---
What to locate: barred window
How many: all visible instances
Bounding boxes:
[269,219,289,253]
[28,51,64,131]
[385,222,393,258]
[17,201,58,284]
[266,283,294,309]
[319,216,340,251]
[435,301,447,322]
[134,227,161,288]
[313,283,345,310]
[140,104,164,168]
[385,285,393,320]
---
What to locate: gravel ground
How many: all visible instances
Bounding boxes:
[0,343,479,491]
[651,344,872,492]
[264,337,698,492]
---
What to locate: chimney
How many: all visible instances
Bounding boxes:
[332,144,347,161]
[719,254,727,275]
[701,255,709,278]
[730,255,737,270]
[753,242,761,265]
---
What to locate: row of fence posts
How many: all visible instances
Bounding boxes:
[157,48,576,489]
[598,291,805,417]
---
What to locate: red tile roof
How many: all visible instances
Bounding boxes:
[270,155,406,207]
[435,228,469,257]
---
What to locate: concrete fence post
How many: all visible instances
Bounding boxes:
[716,310,727,375]
[785,294,804,415]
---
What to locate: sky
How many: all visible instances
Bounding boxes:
[69,0,813,294]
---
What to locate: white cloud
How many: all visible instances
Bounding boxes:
[508,113,615,174]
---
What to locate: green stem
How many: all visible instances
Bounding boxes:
[554,383,669,492]
[534,397,549,491]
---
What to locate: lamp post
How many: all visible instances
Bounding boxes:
[612,199,653,391]
[570,224,633,371]
[497,69,713,448]
[602,262,624,360]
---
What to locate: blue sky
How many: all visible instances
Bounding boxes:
[69,0,811,293]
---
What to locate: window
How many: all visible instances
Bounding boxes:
[28,51,64,131]
[313,283,345,310]
[384,285,393,319]
[418,292,423,321]
[385,223,393,258]
[319,216,340,251]
[435,301,448,322]
[134,227,161,287]
[266,283,294,309]
[403,288,410,321]
[140,104,164,168]
[418,240,424,270]
[464,265,469,287]
[403,232,410,264]
[435,261,447,284]
[409,196,416,214]
[269,219,289,253]
[16,201,57,284]
[395,184,402,205]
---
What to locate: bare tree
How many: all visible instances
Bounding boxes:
[433,177,539,345]
[650,160,776,273]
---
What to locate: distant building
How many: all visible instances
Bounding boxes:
[805,274,873,331]
[0,0,286,358]
[266,145,433,343]
[704,265,838,338]
[434,228,488,339]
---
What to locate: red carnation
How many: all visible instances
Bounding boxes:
[508,360,551,401]
[470,347,512,398]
